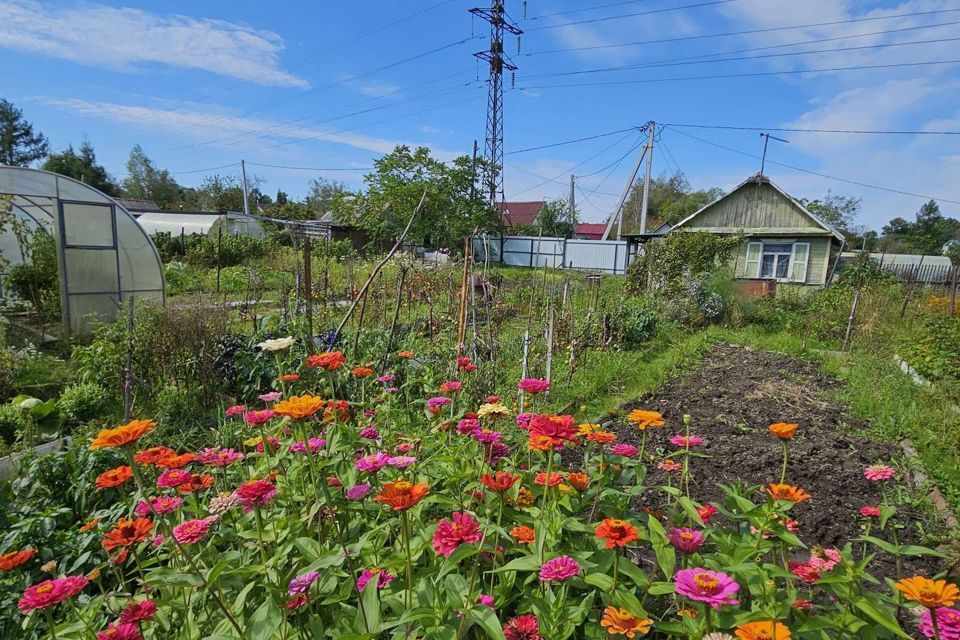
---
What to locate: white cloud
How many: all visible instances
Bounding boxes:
[358,81,401,98]
[0,0,308,87]
[38,97,463,159]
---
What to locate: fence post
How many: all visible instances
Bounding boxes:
[561,238,568,269]
[613,243,620,274]
[215,226,222,293]
[950,266,958,317]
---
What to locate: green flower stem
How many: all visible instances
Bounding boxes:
[44,607,57,640]
[611,550,620,595]
[539,451,554,564]
[931,608,942,640]
[253,506,269,565]
[780,440,789,485]
[67,597,97,640]
[638,429,648,462]
[401,510,414,608]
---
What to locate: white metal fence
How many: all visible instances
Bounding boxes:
[472,235,635,274]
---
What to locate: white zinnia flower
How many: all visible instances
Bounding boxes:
[257,336,295,352]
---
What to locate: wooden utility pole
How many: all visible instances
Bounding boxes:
[638,120,655,235]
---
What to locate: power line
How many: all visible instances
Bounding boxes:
[506,126,643,154]
[663,126,960,206]
[169,162,242,176]
[523,35,960,80]
[528,0,660,20]
[516,59,960,90]
[525,0,740,31]
[662,123,960,136]
[244,162,374,172]
[522,8,960,55]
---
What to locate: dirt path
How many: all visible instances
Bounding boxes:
[604,342,947,578]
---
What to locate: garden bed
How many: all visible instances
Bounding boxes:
[609,342,950,579]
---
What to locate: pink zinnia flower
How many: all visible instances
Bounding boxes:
[377,374,395,383]
[18,576,89,613]
[134,495,183,517]
[96,622,142,640]
[860,505,881,518]
[518,378,550,394]
[864,464,895,482]
[920,607,960,640]
[610,443,638,458]
[432,512,483,557]
[486,441,510,464]
[172,517,215,544]
[156,469,191,488]
[359,426,380,440]
[659,459,683,472]
[151,533,164,547]
[427,396,452,410]
[440,380,462,393]
[809,548,841,572]
[668,527,705,554]
[356,568,395,591]
[395,442,415,453]
[670,434,704,447]
[504,614,540,640]
[539,555,580,582]
[289,438,325,454]
[473,429,502,445]
[224,405,246,417]
[355,452,390,472]
[674,568,740,609]
[244,409,276,427]
[288,571,320,595]
[477,594,495,608]
[515,413,534,430]
[457,418,482,436]
[347,484,371,500]
[234,479,277,511]
[388,456,416,469]
[119,599,157,624]
[259,391,282,403]
[196,447,244,467]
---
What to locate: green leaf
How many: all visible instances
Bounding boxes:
[647,517,676,579]
[293,536,323,560]
[245,599,282,640]
[583,573,614,591]
[647,581,676,596]
[853,597,911,639]
[159,572,204,588]
[492,555,540,573]
[356,578,381,634]
[468,605,505,639]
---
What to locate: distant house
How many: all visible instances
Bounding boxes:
[498,201,546,230]
[574,223,607,240]
[650,174,845,288]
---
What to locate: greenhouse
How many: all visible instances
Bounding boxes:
[0,166,165,333]
[133,211,267,239]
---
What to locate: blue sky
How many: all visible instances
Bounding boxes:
[3,0,960,229]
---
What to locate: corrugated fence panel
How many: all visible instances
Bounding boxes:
[473,236,633,274]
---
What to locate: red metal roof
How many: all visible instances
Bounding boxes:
[498,201,545,227]
[575,222,606,239]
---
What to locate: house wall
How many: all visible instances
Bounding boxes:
[732,236,832,286]
[686,182,820,232]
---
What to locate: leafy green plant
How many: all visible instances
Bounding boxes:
[0,402,30,444]
[608,297,657,348]
[57,383,111,426]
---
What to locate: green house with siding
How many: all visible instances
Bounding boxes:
[670,174,844,288]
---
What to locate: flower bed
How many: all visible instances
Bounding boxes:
[0,340,957,640]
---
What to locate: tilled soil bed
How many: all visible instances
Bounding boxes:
[575,342,951,579]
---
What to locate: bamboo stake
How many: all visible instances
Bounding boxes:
[456,237,471,357]
[381,266,408,374]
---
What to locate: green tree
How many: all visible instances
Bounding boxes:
[306,177,348,217]
[340,145,499,248]
[800,191,861,235]
[0,99,49,166]
[622,172,722,230]
[193,174,247,212]
[121,144,181,208]
[880,200,960,254]
[536,197,577,238]
[41,140,119,195]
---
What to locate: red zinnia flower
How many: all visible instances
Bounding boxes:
[595,518,640,549]
[306,351,345,371]
[95,466,133,490]
[102,518,154,552]
[0,548,35,571]
[504,614,541,640]
[528,414,577,448]
[480,471,520,493]
[534,472,563,487]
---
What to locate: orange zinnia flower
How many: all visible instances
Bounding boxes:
[95,466,133,490]
[895,576,959,608]
[0,548,35,571]
[134,446,176,466]
[768,423,798,440]
[397,350,415,359]
[586,430,616,444]
[600,606,653,638]
[566,472,590,492]
[509,525,535,544]
[177,473,214,494]
[79,518,100,533]
[305,351,345,371]
[595,518,640,549]
[102,518,154,551]
[577,423,600,436]
[273,395,326,420]
[528,434,555,452]
[91,419,155,450]
[278,373,300,382]
[352,366,374,378]
[480,471,520,493]
[627,409,665,430]
[155,453,196,469]
[373,481,429,511]
[765,484,812,504]
[735,620,792,640]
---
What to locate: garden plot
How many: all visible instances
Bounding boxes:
[611,342,950,579]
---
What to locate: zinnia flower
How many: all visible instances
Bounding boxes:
[353,366,374,378]
[196,447,244,467]
[427,396,453,411]
[356,452,390,472]
[259,391,282,402]
[510,525,535,544]
[539,555,580,582]
[373,481,429,511]
[477,594,495,608]
[177,473,214,494]
[809,548,841,572]
[697,504,719,523]
[534,472,563,487]
[356,567,395,591]
[134,496,183,517]
[172,517,215,544]
[0,548,35,571]
[278,373,300,382]
[224,405,247,417]
[102,518,154,551]
[96,622,142,640]
[91,419,155,449]
[305,351,345,371]
[288,571,320,595]
[432,512,483,557]
[95,465,133,490]
[257,336,294,351]
[920,607,960,640]
[864,464,895,482]
[477,402,510,420]
[272,395,326,420]
[18,576,89,613]
[895,576,959,608]
[440,380,462,393]
[788,562,821,583]
[674,568,740,609]
[133,446,175,466]
[480,471,520,493]
[860,505,882,518]
[208,492,241,514]
[765,484,812,504]
[235,479,277,511]
[600,606,653,638]
[289,438,325,454]
[397,350,414,358]
[768,423,798,440]
[529,414,577,448]
[627,409,665,429]
[347,484,372,500]
[610,443,638,457]
[504,614,540,640]
[388,455,416,469]
[670,434,704,447]
[734,621,791,640]
[518,378,550,394]
[566,472,590,492]
[586,430,616,444]
[243,409,276,427]
[595,518,640,549]
[120,599,157,624]
[659,459,682,472]
[359,426,380,440]
[668,527,705,554]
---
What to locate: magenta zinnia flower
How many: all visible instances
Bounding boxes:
[224,404,246,417]
[359,426,380,440]
[864,464,895,482]
[670,434,704,447]
[477,593,495,608]
[388,455,416,469]
[427,396,452,410]
[234,478,277,511]
[289,438,325,454]
[920,607,960,640]
[432,512,483,557]
[457,418,482,436]
[518,378,550,394]
[610,443,638,458]
[134,495,183,517]
[346,484,371,500]
[539,555,580,582]
[18,575,89,613]
[156,469,191,488]
[119,598,157,624]
[668,527,705,554]
[96,622,142,640]
[504,614,540,640]
[244,409,276,427]
[356,568,395,591]
[355,451,390,472]
[172,517,216,544]
[196,447,244,467]
[288,571,320,595]
[674,568,740,609]
[486,441,510,464]
[515,413,534,430]
[860,505,881,518]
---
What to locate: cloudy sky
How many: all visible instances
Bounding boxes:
[3,0,960,228]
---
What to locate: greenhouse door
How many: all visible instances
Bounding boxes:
[57,200,123,333]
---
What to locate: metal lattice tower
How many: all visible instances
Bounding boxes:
[470,1,522,207]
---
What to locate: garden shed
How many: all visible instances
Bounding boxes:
[134,211,267,239]
[669,174,844,288]
[0,166,165,333]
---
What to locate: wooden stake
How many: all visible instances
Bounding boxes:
[303,233,314,350]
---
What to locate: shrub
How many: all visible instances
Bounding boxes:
[4,230,60,321]
[0,402,30,444]
[899,315,960,383]
[627,231,740,297]
[185,234,266,268]
[57,382,110,426]
[607,297,657,348]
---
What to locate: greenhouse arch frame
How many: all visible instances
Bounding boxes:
[0,166,166,333]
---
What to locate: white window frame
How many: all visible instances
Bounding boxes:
[790,242,810,283]
[744,241,762,278]
[759,241,794,282]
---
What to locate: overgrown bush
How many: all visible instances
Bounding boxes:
[0,402,30,444]
[607,297,657,348]
[4,230,60,321]
[899,314,960,383]
[57,382,110,426]
[185,234,266,268]
[627,231,740,297]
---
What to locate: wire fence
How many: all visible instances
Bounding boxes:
[472,235,636,275]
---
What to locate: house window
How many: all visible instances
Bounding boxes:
[745,241,811,283]
[760,243,793,279]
